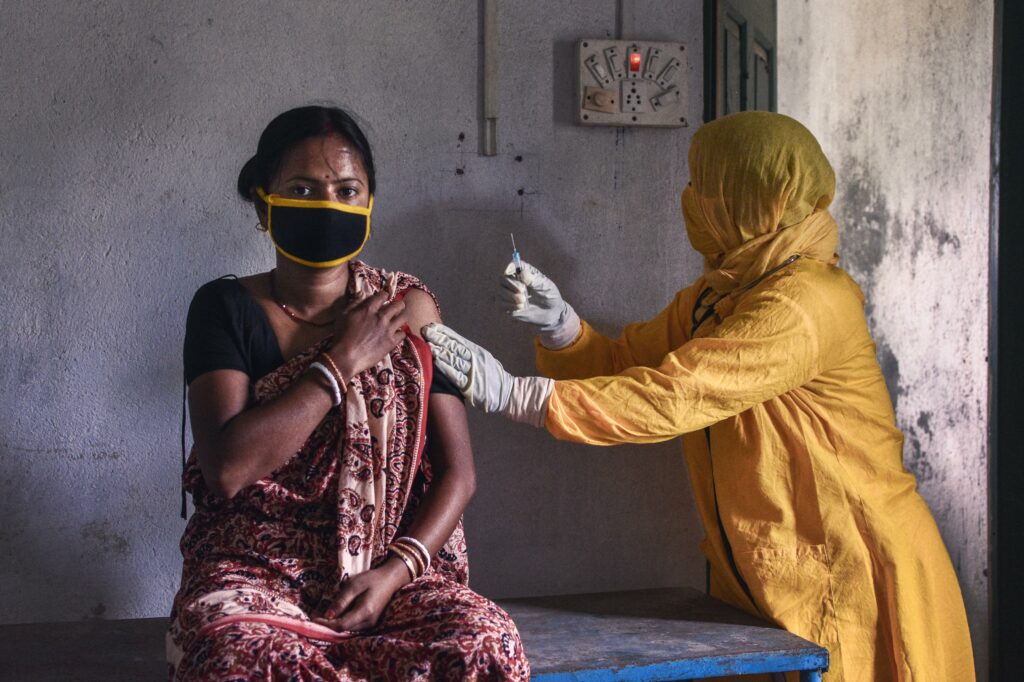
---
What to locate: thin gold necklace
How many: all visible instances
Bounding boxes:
[269,269,336,328]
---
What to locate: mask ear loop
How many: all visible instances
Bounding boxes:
[255,187,273,233]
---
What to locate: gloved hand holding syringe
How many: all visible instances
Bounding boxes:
[500,234,581,349]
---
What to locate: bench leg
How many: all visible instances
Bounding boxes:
[799,670,823,682]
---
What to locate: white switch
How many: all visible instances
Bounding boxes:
[650,86,681,112]
[643,47,662,81]
[585,54,613,88]
[656,58,682,89]
[604,46,624,80]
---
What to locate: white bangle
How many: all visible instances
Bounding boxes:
[396,535,431,573]
[309,362,342,407]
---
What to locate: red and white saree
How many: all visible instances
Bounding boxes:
[168,263,529,681]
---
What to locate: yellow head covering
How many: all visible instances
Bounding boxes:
[682,111,839,296]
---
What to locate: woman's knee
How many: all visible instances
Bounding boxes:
[173,622,336,682]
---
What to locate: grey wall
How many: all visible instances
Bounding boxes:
[777,1,993,677]
[0,1,707,623]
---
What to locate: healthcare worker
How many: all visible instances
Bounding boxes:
[424,112,975,681]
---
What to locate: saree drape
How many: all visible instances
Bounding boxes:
[168,262,528,681]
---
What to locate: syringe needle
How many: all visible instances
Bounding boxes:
[510,233,524,279]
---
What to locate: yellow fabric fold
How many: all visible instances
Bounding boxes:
[682,111,839,297]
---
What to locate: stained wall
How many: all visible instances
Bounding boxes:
[778,1,993,675]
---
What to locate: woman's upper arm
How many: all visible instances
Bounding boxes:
[425,393,475,481]
[184,281,254,446]
[187,369,250,448]
[403,287,474,475]
[402,287,441,338]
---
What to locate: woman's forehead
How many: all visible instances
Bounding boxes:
[277,135,365,179]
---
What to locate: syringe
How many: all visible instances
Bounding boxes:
[510,233,523,280]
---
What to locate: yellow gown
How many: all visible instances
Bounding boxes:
[536,113,974,681]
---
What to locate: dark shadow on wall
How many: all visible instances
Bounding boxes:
[551,39,577,128]
[991,1,1024,679]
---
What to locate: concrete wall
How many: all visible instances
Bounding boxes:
[778,1,992,676]
[0,1,707,623]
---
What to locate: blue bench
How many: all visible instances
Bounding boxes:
[501,587,828,681]
[0,587,826,680]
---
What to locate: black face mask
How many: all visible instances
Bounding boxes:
[257,187,373,268]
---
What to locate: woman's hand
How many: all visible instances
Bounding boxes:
[312,558,410,632]
[328,291,407,379]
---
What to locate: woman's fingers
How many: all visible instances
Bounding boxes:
[323,582,361,620]
[311,617,336,629]
[310,581,375,631]
[364,290,390,314]
[333,593,375,631]
[380,299,407,325]
[311,616,350,632]
[389,328,408,348]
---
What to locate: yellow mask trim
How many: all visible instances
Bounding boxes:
[256,187,374,269]
[256,187,374,216]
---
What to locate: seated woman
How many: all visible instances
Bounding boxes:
[167,105,529,681]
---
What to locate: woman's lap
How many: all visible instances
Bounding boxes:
[170,573,528,681]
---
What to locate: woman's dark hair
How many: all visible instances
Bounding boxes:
[237,105,376,201]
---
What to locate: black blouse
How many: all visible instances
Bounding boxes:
[183,276,461,397]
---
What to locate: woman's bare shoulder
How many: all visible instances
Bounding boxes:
[402,288,441,338]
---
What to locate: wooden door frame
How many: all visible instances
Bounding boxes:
[703,0,777,122]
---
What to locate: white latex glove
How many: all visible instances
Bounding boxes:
[423,323,554,428]
[499,261,581,350]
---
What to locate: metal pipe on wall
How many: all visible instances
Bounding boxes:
[481,0,498,156]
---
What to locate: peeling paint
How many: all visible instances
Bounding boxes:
[910,210,961,259]
[917,411,934,437]
[875,339,903,414]
[780,0,993,675]
[835,157,891,282]
[904,424,936,483]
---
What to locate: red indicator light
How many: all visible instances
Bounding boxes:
[629,52,642,71]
